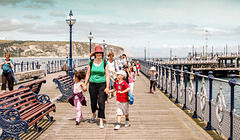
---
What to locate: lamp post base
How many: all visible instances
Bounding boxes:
[68,70,74,79]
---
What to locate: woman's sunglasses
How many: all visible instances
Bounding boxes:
[96,52,103,54]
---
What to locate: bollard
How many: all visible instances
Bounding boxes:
[21,61,23,72]
[27,61,29,71]
[165,65,168,94]
[161,64,164,91]
[32,61,34,70]
[51,60,53,73]
[192,69,199,118]
[58,60,60,72]
[175,66,180,103]
[36,61,39,69]
[14,63,16,73]
[55,60,57,73]
[158,64,161,88]
[206,71,214,130]
[182,67,188,110]
[228,74,236,140]
[169,65,173,98]
[47,61,50,74]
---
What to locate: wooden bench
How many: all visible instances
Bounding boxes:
[0,87,56,140]
[19,79,46,94]
[52,75,74,102]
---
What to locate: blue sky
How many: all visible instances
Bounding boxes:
[0,0,240,57]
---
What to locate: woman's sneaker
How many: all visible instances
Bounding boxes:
[125,121,130,127]
[90,116,96,123]
[114,124,121,130]
[99,123,104,129]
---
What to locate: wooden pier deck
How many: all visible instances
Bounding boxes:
[6,68,213,140]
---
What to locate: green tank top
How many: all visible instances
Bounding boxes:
[89,60,108,83]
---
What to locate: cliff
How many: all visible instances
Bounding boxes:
[0,40,124,58]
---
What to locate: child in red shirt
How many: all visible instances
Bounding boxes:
[109,70,131,130]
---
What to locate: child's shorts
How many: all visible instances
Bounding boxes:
[116,101,129,115]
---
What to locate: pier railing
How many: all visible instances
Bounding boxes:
[145,58,218,65]
[13,61,42,73]
[136,59,240,140]
[46,58,89,74]
[12,58,89,74]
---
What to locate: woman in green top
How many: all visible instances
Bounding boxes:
[83,46,109,129]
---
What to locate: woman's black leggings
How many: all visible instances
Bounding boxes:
[89,82,106,119]
[150,80,156,91]
[1,72,13,91]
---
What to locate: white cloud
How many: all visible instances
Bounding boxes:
[23,15,40,19]
[1,0,240,57]
[0,0,24,6]
[31,0,54,6]
[0,18,33,31]
[0,37,6,40]
[49,10,66,17]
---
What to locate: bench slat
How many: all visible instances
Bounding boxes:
[0,88,30,99]
[20,103,48,119]
[28,105,56,126]
[23,79,46,87]
[14,99,37,112]
[24,103,53,121]
[2,95,35,109]
[0,91,33,106]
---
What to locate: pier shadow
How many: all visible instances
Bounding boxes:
[164,93,226,140]
[17,119,55,140]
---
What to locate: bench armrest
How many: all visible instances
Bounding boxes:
[0,108,21,121]
[0,108,29,134]
[35,94,50,104]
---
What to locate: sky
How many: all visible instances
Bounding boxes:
[0,0,240,58]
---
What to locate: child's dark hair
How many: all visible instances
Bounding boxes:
[74,70,86,80]
[123,64,128,69]
[129,66,133,72]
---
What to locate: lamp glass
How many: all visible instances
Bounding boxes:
[88,34,93,40]
[66,16,76,25]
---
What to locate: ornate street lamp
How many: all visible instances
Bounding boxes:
[103,40,107,60]
[66,10,76,79]
[88,32,93,60]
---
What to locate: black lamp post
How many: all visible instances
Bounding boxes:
[88,32,93,60]
[103,40,106,60]
[66,10,76,79]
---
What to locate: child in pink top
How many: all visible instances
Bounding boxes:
[128,66,136,94]
[68,70,87,125]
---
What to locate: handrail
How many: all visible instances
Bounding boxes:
[134,58,240,140]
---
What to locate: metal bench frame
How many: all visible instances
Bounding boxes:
[0,87,56,140]
[53,75,74,102]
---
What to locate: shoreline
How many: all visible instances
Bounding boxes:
[0,56,89,59]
